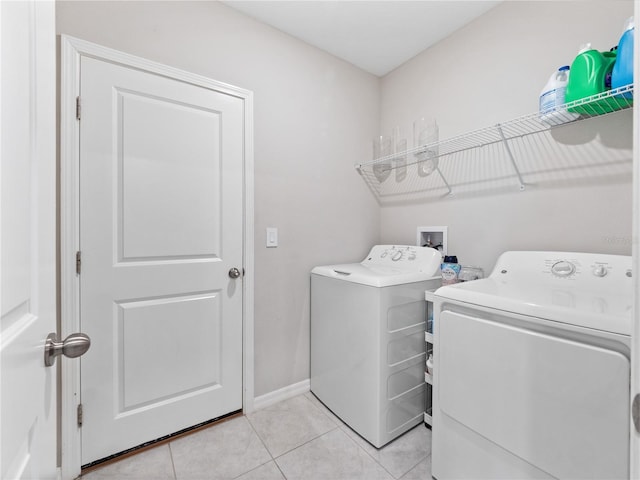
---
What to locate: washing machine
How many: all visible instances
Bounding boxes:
[432,251,633,480]
[311,245,442,448]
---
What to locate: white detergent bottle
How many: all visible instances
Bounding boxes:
[539,65,579,126]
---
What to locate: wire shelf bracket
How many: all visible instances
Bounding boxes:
[496,123,526,191]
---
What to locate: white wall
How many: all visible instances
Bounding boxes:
[56,1,380,397]
[380,0,634,274]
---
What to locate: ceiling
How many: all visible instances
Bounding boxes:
[222,1,502,77]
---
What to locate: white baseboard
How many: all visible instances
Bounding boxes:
[252,379,310,411]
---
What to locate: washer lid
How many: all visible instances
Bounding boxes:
[435,251,633,336]
[312,263,439,288]
[312,245,442,288]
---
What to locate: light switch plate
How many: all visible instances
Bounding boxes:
[266,227,278,248]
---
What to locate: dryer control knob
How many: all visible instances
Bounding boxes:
[551,261,575,277]
[392,250,403,261]
[593,265,608,277]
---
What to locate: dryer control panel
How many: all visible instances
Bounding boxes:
[362,245,441,274]
[544,256,632,282]
[492,251,632,289]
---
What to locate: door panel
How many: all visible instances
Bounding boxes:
[118,90,221,259]
[118,293,222,410]
[0,1,57,478]
[79,55,243,464]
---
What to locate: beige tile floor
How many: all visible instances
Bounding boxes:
[81,392,432,480]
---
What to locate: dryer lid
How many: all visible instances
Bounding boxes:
[435,251,633,336]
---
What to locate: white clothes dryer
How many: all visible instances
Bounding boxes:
[432,251,633,480]
[311,245,441,448]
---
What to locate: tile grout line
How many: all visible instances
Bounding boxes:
[242,413,286,479]
[273,460,288,480]
[304,392,348,428]
[399,452,433,480]
[260,395,345,465]
[268,423,343,462]
[336,424,399,479]
[269,424,342,467]
[257,422,342,463]
[245,413,276,461]
[167,442,178,480]
[339,423,430,479]
[245,394,342,463]
[305,393,421,479]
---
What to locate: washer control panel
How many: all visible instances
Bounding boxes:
[369,245,418,263]
[362,245,441,273]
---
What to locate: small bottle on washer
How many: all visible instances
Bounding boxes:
[441,255,461,285]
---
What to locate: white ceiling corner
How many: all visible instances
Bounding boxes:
[221,1,502,76]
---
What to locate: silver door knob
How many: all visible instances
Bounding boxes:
[229,267,242,279]
[44,332,91,367]
[633,394,640,433]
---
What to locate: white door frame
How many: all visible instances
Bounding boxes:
[59,34,255,480]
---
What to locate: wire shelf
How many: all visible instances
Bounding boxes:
[356,84,633,201]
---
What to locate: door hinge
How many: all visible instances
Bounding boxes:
[76,251,81,275]
[76,96,81,121]
[77,403,83,427]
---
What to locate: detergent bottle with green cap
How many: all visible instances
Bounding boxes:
[611,16,634,99]
[565,43,617,115]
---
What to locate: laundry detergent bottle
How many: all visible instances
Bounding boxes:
[441,255,461,286]
[566,43,617,115]
[539,66,579,125]
[540,66,570,113]
[611,16,635,98]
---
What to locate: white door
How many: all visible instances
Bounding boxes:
[78,55,244,464]
[631,3,640,478]
[0,1,57,479]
